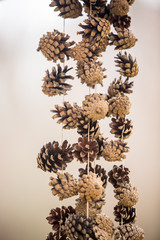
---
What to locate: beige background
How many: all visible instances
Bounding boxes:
[0,0,160,240]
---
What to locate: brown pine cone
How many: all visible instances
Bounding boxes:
[109,0,129,16]
[127,0,135,5]
[102,140,129,162]
[50,0,82,19]
[42,65,73,97]
[82,0,107,16]
[37,30,75,62]
[109,27,137,50]
[51,102,81,129]
[73,136,99,163]
[49,172,78,200]
[94,215,114,237]
[110,117,133,139]
[37,140,73,173]
[108,164,130,188]
[114,205,137,225]
[112,15,131,29]
[116,224,144,240]
[114,183,139,207]
[93,226,112,240]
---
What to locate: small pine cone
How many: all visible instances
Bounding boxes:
[78,172,104,203]
[82,0,107,16]
[49,172,78,200]
[108,77,134,98]
[112,15,131,29]
[116,224,144,240]
[127,0,135,6]
[96,135,106,159]
[109,27,138,50]
[42,65,73,97]
[83,93,108,122]
[109,0,129,16]
[110,117,133,139]
[108,93,131,118]
[94,215,114,237]
[115,52,139,78]
[93,226,112,240]
[114,183,139,207]
[77,61,107,88]
[77,112,100,140]
[37,140,73,173]
[108,164,130,188]
[37,30,75,63]
[73,136,99,163]
[50,0,82,19]
[51,102,81,129]
[114,205,137,225]
[102,140,129,162]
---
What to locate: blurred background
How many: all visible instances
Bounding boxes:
[0,0,160,239]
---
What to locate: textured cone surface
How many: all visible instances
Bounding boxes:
[108,164,130,188]
[51,102,81,129]
[96,135,107,159]
[108,93,131,118]
[42,64,73,97]
[109,27,137,50]
[73,136,99,163]
[49,172,78,200]
[114,205,137,225]
[114,183,139,207]
[37,140,73,173]
[46,232,65,240]
[112,15,131,29]
[117,224,144,240]
[110,117,133,139]
[37,30,75,62]
[102,140,129,162]
[95,215,114,237]
[82,0,107,16]
[50,0,82,19]
[93,226,112,240]
[109,0,129,16]
[78,172,104,203]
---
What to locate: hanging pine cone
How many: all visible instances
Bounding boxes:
[83,93,108,122]
[115,224,144,240]
[109,0,129,16]
[93,226,112,240]
[37,30,75,62]
[127,0,135,6]
[82,0,107,16]
[77,112,100,140]
[42,65,73,97]
[114,183,139,207]
[73,136,99,163]
[115,51,139,78]
[114,205,137,225]
[110,117,133,139]
[108,93,131,118]
[51,101,81,129]
[109,27,137,50]
[108,77,134,98]
[112,15,131,29]
[102,140,129,162]
[76,61,107,88]
[94,215,114,237]
[37,140,73,173]
[108,164,130,188]
[78,172,104,203]
[50,0,82,19]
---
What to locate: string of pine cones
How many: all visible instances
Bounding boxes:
[36,0,144,239]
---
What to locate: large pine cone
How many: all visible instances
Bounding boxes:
[37,140,73,173]
[108,77,133,98]
[109,0,129,16]
[112,14,131,29]
[82,0,107,16]
[115,224,144,240]
[109,27,137,50]
[42,65,73,97]
[37,30,75,62]
[114,205,136,225]
[50,0,82,19]
[102,140,129,162]
[108,164,130,188]
[110,117,133,139]
[49,172,78,200]
[93,226,112,240]
[94,215,114,237]
[115,52,139,78]
[114,183,138,207]
[51,102,81,129]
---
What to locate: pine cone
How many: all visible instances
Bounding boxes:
[50,0,82,19]
[76,61,107,88]
[77,112,100,140]
[102,140,129,162]
[49,172,78,200]
[42,65,73,97]
[83,93,108,122]
[127,0,135,6]
[109,0,129,16]
[82,0,107,16]
[108,93,131,118]
[108,164,130,188]
[37,30,75,62]
[112,15,131,29]
[116,224,144,240]
[110,117,133,139]
[78,172,104,203]
[114,205,137,224]
[114,183,139,207]
[93,226,112,240]
[108,77,134,98]
[51,102,81,129]
[109,27,137,50]
[37,140,73,173]
[73,136,99,163]
[94,215,114,237]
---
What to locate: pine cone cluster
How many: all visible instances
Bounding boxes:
[110,117,133,139]
[95,215,114,237]
[116,224,144,240]
[109,0,129,16]
[108,77,133,98]
[108,165,130,188]
[82,0,107,16]
[114,205,136,224]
